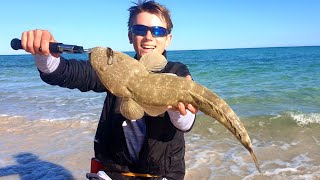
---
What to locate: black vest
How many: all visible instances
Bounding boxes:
[94,61,190,180]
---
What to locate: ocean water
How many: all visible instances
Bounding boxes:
[0,46,320,179]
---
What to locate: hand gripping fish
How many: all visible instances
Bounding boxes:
[89,47,262,173]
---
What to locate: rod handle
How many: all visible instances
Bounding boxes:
[10,38,85,54]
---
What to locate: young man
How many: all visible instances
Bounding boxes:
[21,1,197,179]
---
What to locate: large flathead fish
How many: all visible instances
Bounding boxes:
[89,47,261,173]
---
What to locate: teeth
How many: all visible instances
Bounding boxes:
[142,45,155,49]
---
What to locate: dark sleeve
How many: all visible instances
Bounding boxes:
[161,61,191,77]
[174,62,191,77]
[39,56,107,92]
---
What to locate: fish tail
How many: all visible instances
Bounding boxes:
[250,149,262,174]
[189,84,262,173]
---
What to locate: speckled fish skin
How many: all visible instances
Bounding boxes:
[89,47,261,173]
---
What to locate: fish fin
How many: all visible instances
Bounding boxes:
[140,104,167,117]
[139,52,167,72]
[120,98,144,120]
[188,90,220,120]
[189,91,207,109]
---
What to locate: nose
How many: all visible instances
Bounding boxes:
[144,30,153,40]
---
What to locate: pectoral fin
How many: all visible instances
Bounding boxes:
[120,98,144,120]
[139,52,167,72]
[140,104,167,117]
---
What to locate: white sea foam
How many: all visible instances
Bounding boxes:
[243,154,319,180]
[289,112,320,126]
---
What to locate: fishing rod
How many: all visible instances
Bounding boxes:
[10,38,90,54]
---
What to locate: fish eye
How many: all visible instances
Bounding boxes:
[106,47,114,65]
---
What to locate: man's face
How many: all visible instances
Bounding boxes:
[128,12,172,59]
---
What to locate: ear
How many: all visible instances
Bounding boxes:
[165,34,173,48]
[128,31,133,44]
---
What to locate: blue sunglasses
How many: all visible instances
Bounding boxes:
[131,24,168,37]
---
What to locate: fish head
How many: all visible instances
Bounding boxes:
[89,47,147,97]
[89,47,117,72]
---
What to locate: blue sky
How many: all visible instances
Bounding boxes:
[1,0,319,55]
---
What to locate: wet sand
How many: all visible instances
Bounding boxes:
[0,116,96,179]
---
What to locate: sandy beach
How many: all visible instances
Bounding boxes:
[0,116,96,179]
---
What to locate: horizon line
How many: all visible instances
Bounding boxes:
[2,44,319,56]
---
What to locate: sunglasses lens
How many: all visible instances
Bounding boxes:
[132,25,168,37]
[152,27,168,37]
[132,25,148,36]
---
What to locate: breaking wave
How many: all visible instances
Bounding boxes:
[288,112,320,126]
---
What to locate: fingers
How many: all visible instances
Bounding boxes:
[178,103,198,115]
[178,102,187,116]
[168,103,187,115]
[21,30,35,54]
[187,104,198,114]
[167,103,186,115]
[168,102,198,115]
[33,30,43,55]
[186,75,192,80]
[167,105,179,112]
[42,30,59,57]
[41,30,56,56]
[21,32,27,51]
[20,29,57,56]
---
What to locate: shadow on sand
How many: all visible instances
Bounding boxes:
[0,152,75,180]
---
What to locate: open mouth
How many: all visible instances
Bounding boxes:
[142,45,156,50]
